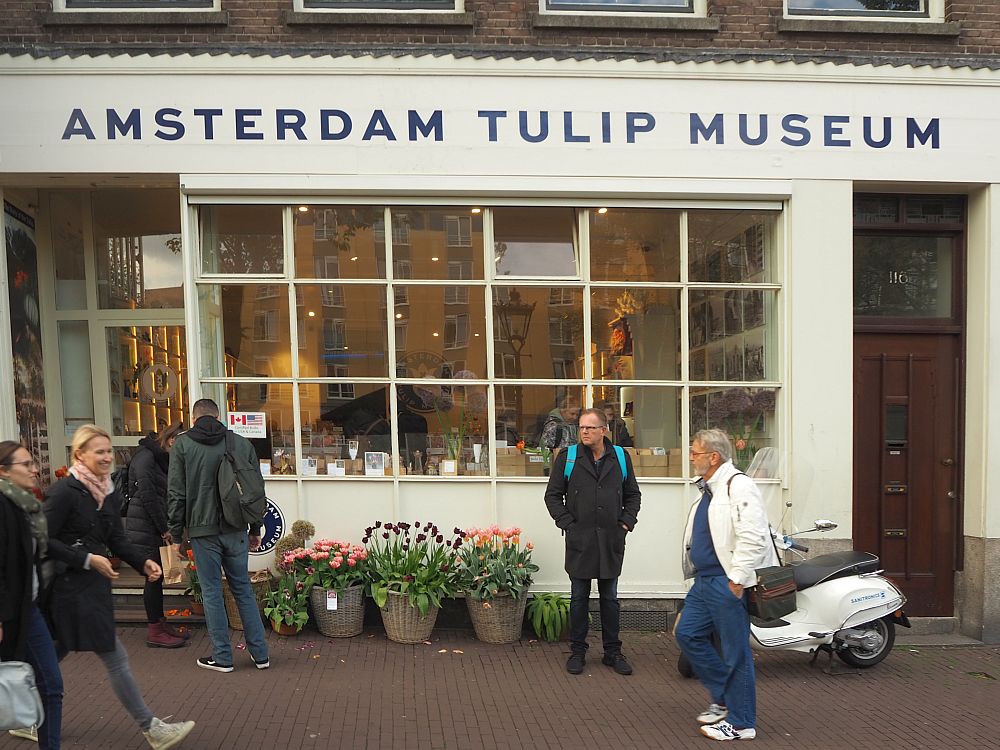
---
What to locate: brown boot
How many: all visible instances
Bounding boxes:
[146,622,186,649]
[160,619,190,641]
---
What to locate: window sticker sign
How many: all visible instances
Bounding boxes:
[227,411,267,438]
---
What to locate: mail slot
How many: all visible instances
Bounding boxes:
[884,529,907,537]
[884,484,907,494]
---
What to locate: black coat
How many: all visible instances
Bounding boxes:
[125,435,170,549]
[44,476,151,653]
[544,439,641,580]
[0,490,37,661]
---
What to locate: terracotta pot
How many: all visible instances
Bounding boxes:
[271,619,302,636]
[189,600,205,616]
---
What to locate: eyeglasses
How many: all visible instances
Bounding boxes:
[689,450,715,457]
[4,460,39,469]
[578,425,606,432]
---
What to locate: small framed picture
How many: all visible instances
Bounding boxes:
[259,460,271,476]
[327,459,346,476]
[651,447,666,456]
[299,457,318,476]
[364,451,386,476]
[440,459,458,476]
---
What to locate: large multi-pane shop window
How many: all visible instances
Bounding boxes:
[194,204,781,479]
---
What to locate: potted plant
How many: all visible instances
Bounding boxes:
[526,592,571,642]
[455,526,539,644]
[183,549,204,615]
[285,539,369,638]
[362,520,464,644]
[262,574,309,635]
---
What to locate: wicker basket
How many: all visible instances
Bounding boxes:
[379,590,439,644]
[310,584,365,638]
[223,573,273,631]
[466,590,529,644]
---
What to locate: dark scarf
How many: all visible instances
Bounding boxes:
[0,477,47,557]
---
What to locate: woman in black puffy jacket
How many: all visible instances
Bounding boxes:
[125,423,186,649]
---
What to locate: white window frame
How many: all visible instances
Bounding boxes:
[444,314,470,350]
[539,0,705,16]
[294,0,461,12]
[784,0,942,22]
[256,284,280,300]
[395,322,408,351]
[445,215,472,247]
[549,316,574,346]
[323,319,347,351]
[253,310,278,342]
[321,285,345,307]
[54,0,218,10]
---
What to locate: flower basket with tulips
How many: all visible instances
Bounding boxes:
[456,526,540,644]
[262,573,309,634]
[282,540,369,637]
[363,521,464,616]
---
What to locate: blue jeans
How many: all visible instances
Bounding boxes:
[23,604,63,750]
[191,532,268,667]
[569,577,621,656]
[675,575,756,729]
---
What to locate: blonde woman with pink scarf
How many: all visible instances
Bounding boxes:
[43,425,195,750]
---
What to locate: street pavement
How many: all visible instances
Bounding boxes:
[2,625,996,749]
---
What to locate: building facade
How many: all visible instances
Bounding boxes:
[2,1,999,641]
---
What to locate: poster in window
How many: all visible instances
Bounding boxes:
[724,291,743,335]
[725,339,744,381]
[743,291,765,330]
[708,296,725,342]
[744,330,765,382]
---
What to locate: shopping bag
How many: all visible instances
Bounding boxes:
[0,661,44,730]
[159,543,183,585]
[747,565,797,621]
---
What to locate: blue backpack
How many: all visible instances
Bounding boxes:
[563,443,628,482]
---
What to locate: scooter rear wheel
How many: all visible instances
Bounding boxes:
[837,617,895,668]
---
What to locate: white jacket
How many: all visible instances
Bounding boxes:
[681,460,779,587]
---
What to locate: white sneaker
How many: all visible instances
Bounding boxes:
[8,726,38,742]
[143,717,196,750]
[700,721,756,741]
[697,703,729,724]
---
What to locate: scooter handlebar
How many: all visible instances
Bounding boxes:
[786,539,810,553]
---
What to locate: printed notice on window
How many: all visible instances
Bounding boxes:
[227,412,267,438]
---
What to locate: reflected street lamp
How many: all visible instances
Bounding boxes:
[495,288,536,434]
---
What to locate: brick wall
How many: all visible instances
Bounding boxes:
[0,1,997,62]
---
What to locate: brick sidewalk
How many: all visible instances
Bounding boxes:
[3,626,997,749]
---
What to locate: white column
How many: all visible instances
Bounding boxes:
[0,189,20,440]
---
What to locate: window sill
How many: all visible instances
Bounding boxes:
[777,18,960,37]
[284,10,473,27]
[43,11,228,26]
[532,12,719,31]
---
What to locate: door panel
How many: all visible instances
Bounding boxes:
[853,333,958,616]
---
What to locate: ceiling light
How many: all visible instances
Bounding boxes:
[432,332,439,337]
[297,206,309,213]
[471,207,482,214]
[474,333,480,337]
[350,256,358,262]
[307,311,316,317]
[395,313,403,319]
[431,256,439,262]
[597,207,608,214]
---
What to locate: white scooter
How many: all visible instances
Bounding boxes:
[678,520,911,676]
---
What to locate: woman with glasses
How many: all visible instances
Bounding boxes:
[43,425,196,750]
[0,441,63,749]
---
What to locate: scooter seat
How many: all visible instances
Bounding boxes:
[789,550,881,591]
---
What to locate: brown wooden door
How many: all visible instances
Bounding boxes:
[853,333,959,615]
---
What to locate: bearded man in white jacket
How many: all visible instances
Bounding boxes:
[676,428,778,742]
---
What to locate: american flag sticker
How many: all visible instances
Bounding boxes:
[227,412,267,438]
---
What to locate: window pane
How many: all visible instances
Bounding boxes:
[388,207,485,281]
[689,290,776,381]
[853,235,952,318]
[225,381,294,475]
[689,386,778,474]
[592,287,681,380]
[67,1,213,7]
[493,207,578,277]
[590,208,680,282]
[93,189,182,310]
[197,284,291,377]
[304,0,453,8]
[58,321,94,438]
[594,385,683,477]
[50,193,87,310]
[293,205,386,280]
[788,0,922,12]
[547,0,690,9]
[201,205,283,275]
[299,382,390,476]
[904,196,964,225]
[107,325,187,437]
[854,195,900,225]
[688,210,774,283]
[296,283,388,378]
[394,285,487,379]
[396,382,488,476]
[494,384,585,477]
[494,286,583,380]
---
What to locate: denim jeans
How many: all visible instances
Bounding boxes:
[95,638,153,731]
[675,575,756,729]
[191,532,268,666]
[23,604,63,750]
[569,577,621,656]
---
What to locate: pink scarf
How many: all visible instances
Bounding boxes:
[70,463,114,511]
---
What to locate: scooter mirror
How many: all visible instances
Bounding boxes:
[813,519,838,531]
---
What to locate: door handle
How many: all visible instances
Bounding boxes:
[941,458,955,466]
[947,491,957,499]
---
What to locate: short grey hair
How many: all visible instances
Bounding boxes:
[693,428,732,463]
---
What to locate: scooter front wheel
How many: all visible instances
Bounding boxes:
[837,617,895,668]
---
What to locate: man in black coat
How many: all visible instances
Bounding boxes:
[544,407,641,676]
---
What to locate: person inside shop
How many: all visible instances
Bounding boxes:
[1,441,63,749]
[539,394,581,453]
[597,400,634,447]
[44,425,196,750]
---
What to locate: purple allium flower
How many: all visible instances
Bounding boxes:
[722,388,754,415]
[753,389,776,414]
[707,398,730,424]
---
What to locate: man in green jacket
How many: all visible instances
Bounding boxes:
[167,398,269,674]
